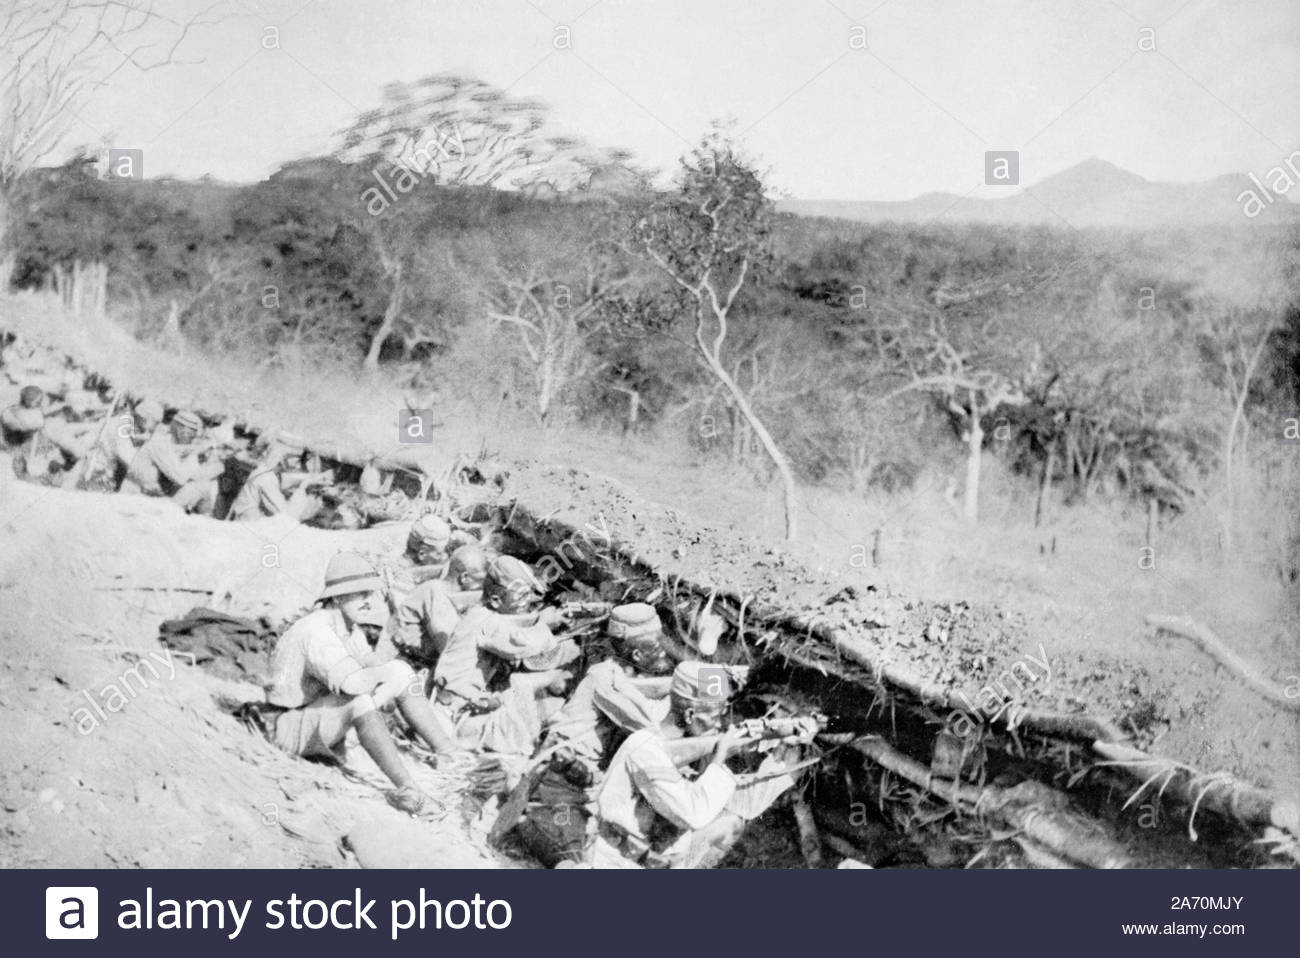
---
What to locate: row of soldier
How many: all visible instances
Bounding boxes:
[2,346,820,866]
[257,515,822,868]
[1,370,406,527]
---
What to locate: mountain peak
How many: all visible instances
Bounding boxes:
[1030,158,1147,197]
[778,157,1300,229]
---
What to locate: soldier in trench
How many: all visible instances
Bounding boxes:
[584,661,817,869]
[391,543,491,686]
[108,398,164,484]
[260,552,463,815]
[506,602,679,866]
[431,556,576,759]
[1,385,59,480]
[120,409,225,514]
[228,433,331,522]
[2,383,101,482]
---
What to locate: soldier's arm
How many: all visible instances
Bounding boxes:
[630,676,673,698]
[302,628,379,697]
[476,617,555,663]
[591,662,666,731]
[628,736,737,830]
[151,441,197,488]
[252,470,292,515]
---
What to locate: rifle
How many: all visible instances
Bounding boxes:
[664,713,826,767]
[65,389,123,489]
[431,675,501,715]
[380,568,401,618]
[559,600,615,622]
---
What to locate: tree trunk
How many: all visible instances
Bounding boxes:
[364,270,403,371]
[703,353,799,542]
[963,416,983,522]
[625,389,640,434]
[1222,334,1271,553]
[1035,443,1055,527]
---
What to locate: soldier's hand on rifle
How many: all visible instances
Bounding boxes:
[538,606,567,630]
[711,727,746,767]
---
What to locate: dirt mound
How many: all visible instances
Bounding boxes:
[0,461,510,869]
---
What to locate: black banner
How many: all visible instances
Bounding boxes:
[7,869,1295,956]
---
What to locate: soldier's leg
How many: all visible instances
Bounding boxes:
[396,689,460,754]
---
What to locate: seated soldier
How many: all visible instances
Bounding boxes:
[109,398,164,484]
[431,555,573,757]
[403,514,456,586]
[122,409,225,513]
[510,602,678,866]
[2,385,64,481]
[229,434,326,522]
[262,552,461,814]
[392,543,489,679]
[1,385,46,449]
[586,661,815,869]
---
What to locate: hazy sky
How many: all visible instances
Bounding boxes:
[66,0,1300,200]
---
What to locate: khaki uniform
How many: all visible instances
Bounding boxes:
[515,660,670,865]
[433,605,555,754]
[229,467,315,521]
[543,660,669,761]
[124,430,216,511]
[588,727,804,869]
[0,404,44,448]
[266,607,383,760]
[589,727,739,869]
[393,580,481,669]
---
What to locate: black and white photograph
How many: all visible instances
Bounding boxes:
[1,0,1297,890]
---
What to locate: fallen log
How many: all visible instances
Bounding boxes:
[820,831,874,867]
[1145,614,1300,712]
[1092,740,1300,840]
[850,735,1135,869]
[790,792,824,868]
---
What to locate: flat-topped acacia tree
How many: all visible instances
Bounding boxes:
[632,130,799,542]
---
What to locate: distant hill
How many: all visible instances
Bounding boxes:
[780,158,1300,229]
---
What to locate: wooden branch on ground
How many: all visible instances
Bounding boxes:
[1093,740,1299,839]
[1144,614,1300,712]
[790,791,823,868]
[849,735,1134,868]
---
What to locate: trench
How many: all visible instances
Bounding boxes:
[471,501,1299,870]
[5,332,1297,869]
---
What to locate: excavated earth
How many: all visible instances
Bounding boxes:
[2,324,1298,870]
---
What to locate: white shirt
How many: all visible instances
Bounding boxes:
[266,607,372,708]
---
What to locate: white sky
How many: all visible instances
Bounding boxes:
[66,0,1300,200]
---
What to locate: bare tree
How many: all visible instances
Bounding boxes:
[631,128,800,541]
[0,1,219,248]
[479,236,628,424]
[876,309,1030,522]
[1196,301,1285,550]
[363,225,406,370]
